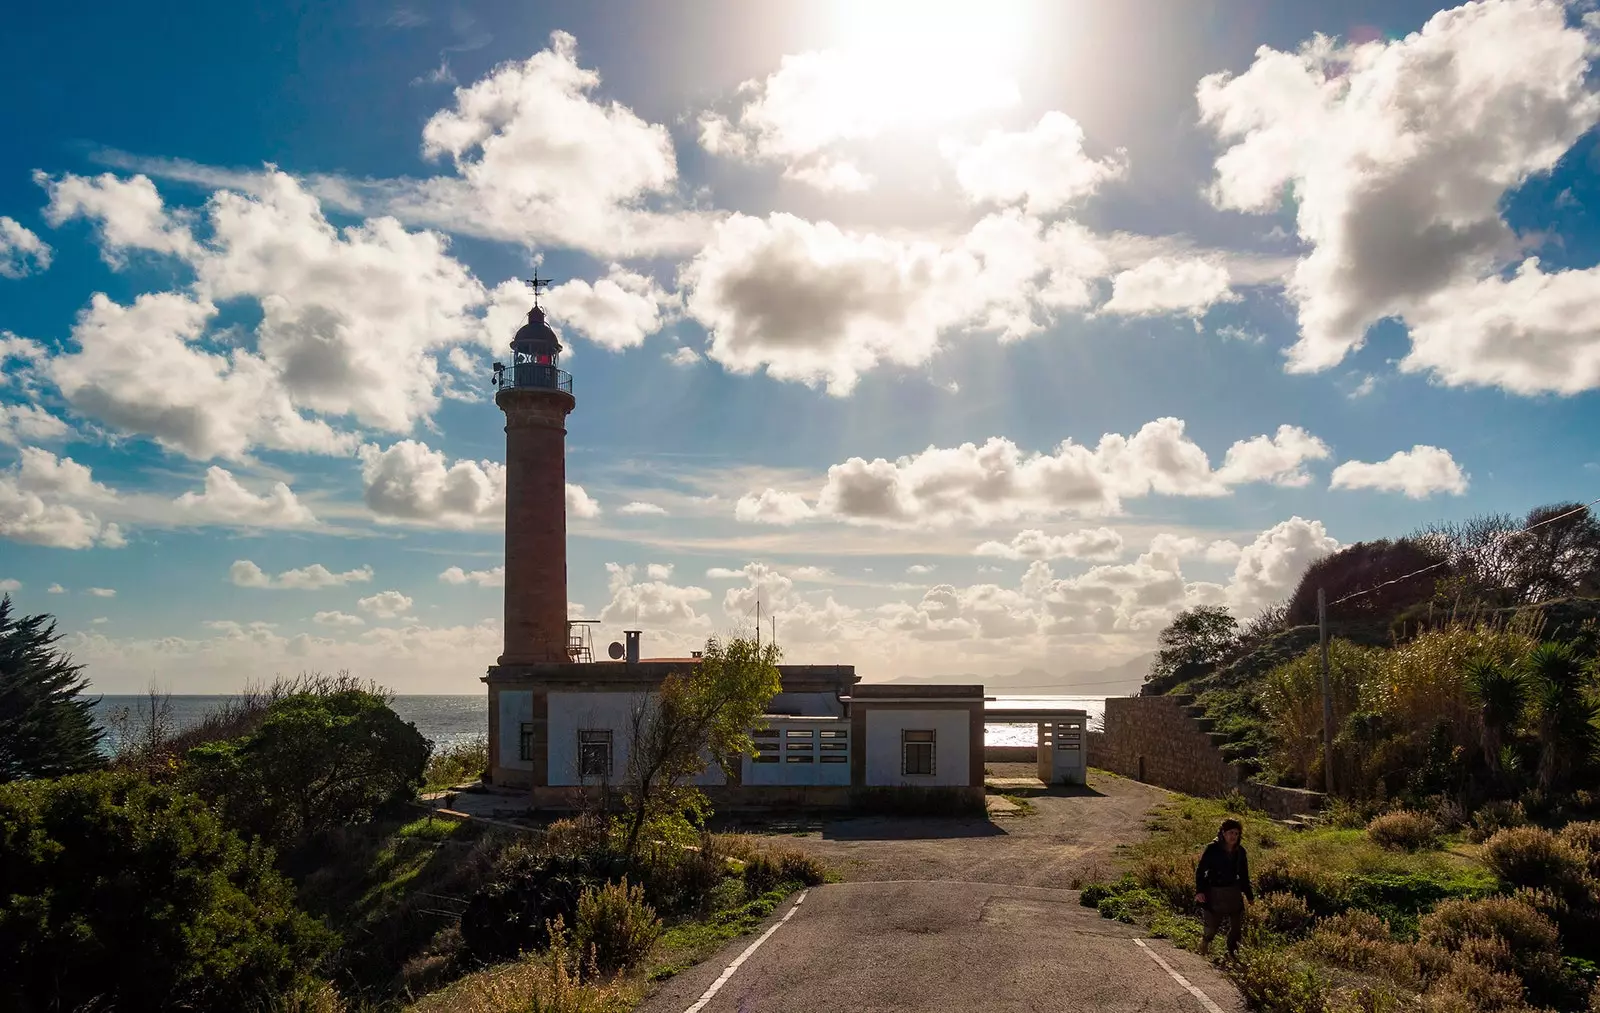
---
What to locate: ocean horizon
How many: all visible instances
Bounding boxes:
[86,693,1108,755]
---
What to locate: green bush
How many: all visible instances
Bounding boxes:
[574,879,662,974]
[1254,891,1314,938]
[1228,946,1328,1013]
[1256,858,1349,916]
[1481,826,1589,892]
[740,846,825,900]
[637,837,728,915]
[425,735,489,790]
[0,771,327,1011]
[461,848,628,963]
[1366,810,1441,851]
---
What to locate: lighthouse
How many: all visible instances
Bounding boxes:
[492,275,575,665]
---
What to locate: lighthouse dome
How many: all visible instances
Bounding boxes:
[511,306,563,355]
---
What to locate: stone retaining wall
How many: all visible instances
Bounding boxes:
[1089,695,1325,820]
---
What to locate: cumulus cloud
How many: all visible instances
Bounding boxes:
[618,501,667,516]
[173,467,317,527]
[357,590,414,619]
[974,527,1125,562]
[1225,517,1339,613]
[566,484,601,519]
[87,587,116,597]
[47,583,65,593]
[313,610,365,627]
[360,440,504,528]
[543,265,675,351]
[1100,257,1236,317]
[736,418,1331,528]
[231,560,373,589]
[0,448,122,549]
[1198,0,1600,388]
[440,565,504,587]
[0,578,20,592]
[0,404,70,446]
[597,562,712,628]
[1330,445,1469,498]
[37,172,196,264]
[946,111,1126,214]
[0,216,52,278]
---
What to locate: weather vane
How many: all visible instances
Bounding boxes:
[525,269,556,308]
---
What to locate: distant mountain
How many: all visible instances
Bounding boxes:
[881,652,1154,695]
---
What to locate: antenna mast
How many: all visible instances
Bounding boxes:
[525,269,555,308]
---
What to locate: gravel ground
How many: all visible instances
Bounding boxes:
[717,770,1173,889]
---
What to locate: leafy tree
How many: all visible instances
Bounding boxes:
[1466,657,1527,780]
[1148,605,1238,684]
[618,636,781,858]
[1285,538,1449,627]
[0,770,327,1012]
[185,688,430,844]
[1507,502,1600,602]
[1525,642,1599,793]
[0,595,104,782]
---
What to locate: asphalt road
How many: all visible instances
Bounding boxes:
[638,880,1247,1013]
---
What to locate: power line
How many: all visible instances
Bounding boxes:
[1329,496,1600,607]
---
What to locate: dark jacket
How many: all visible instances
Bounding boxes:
[1195,840,1253,901]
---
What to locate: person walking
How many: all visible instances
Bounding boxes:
[1195,817,1253,959]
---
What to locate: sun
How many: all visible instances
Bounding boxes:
[823,0,1035,127]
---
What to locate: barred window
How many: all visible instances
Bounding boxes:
[902,729,935,776]
[578,729,613,779]
[519,722,536,761]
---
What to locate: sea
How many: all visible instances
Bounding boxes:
[88,693,1108,755]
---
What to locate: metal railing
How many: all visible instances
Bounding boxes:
[493,362,572,394]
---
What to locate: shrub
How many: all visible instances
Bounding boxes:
[1079,880,1120,908]
[1481,826,1589,892]
[637,837,728,915]
[1257,858,1349,916]
[461,848,628,963]
[574,879,662,975]
[426,735,489,789]
[741,845,825,899]
[1255,892,1314,938]
[777,848,827,887]
[1367,810,1442,851]
[0,771,327,1012]
[1470,800,1528,843]
[1419,895,1579,1008]
[1558,820,1600,878]
[1228,946,1329,1013]
[1134,855,1200,911]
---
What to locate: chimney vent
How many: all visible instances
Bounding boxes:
[624,630,641,665]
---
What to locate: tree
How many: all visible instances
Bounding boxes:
[619,636,781,858]
[1148,605,1239,684]
[1285,539,1449,627]
[185,687,430,844]
[0,595,103,782]
[1466,657,1526,780]
[0,770,327,1011]
[1507,502,1600,602]
[1525,642,1599,794]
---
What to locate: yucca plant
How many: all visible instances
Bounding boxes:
[1524,642,1599,793]
[1466,657,1526,780]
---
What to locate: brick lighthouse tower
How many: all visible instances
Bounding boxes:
[492,275,575,665]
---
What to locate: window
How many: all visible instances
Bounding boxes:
[519,723,536,761]
[819,728,849,763]
[578,729,613,779]
[752,728,779,763]
[785,728,815,763]
[902,729,936,776]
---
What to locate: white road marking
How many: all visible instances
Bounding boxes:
[683,889,809,1013]
[1134,938,1227,1013]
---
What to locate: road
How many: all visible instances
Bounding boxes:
[638,880,1245,1013]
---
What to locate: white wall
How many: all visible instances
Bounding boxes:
[742,719,851,786]
[546,690,726,787]
[1048,717,1087,785]
[863,708,972,787]
[498,690,533,771]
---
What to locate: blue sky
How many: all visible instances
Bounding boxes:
[2,0,1598,694]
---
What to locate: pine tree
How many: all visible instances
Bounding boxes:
[0,595,105,781]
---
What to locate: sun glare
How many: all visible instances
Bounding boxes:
[825,0,1034,126]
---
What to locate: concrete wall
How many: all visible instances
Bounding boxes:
[863,708,971,787]
[546,690,725,788]
[743,719,851,786]
[1089,696,1324,819]
[498,690,534,772]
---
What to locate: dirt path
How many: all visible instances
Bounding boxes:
[718,770,1172,888]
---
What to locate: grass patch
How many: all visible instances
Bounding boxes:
[999,793,1038,816]
[649,881,797,982]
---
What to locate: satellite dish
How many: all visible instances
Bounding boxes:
[607,641,625,660]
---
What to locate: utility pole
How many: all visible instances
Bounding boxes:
[1318,587,1335,796]
[756,600,761,648]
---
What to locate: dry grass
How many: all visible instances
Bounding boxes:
[405,942,639,1013]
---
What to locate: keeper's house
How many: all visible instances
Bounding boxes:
[481,295,1083,807]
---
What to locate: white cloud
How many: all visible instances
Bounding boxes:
[359,440,504,528]
[1225,517,1339,614]
[665,346,701,367]
[1198,0,1600,382]
[737,418,1329,528]
[0,578,19,592]
[698,42,1018,190]
[597,562,711,628]
[975,527,1125,562]
[91,617,108,624]
[0,404,70,446]
[1100,257,1236,317]
[0,217,52,278]
[87,587,116,598]
[906,564,937,575]
[646,562,673,581]
[543,265,675,351]
[946,111,1126,214]
[566,483,601,519]
[681,210,1107,394]
[47,583,64,593]
[439,565,504,587]
[313,610,366,627]
[174,467,317,527]
[1330,445,1469,498]
[231,560,373,589]
[618,500,667,516]
[357,590,414,619]
[37,172,196,264]
[0,448,122,549]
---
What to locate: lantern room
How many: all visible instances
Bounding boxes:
[493,303,572,395]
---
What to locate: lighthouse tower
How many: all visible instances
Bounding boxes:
[492,276,575,665]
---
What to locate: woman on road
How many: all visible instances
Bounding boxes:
[1194,817,1253,959]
